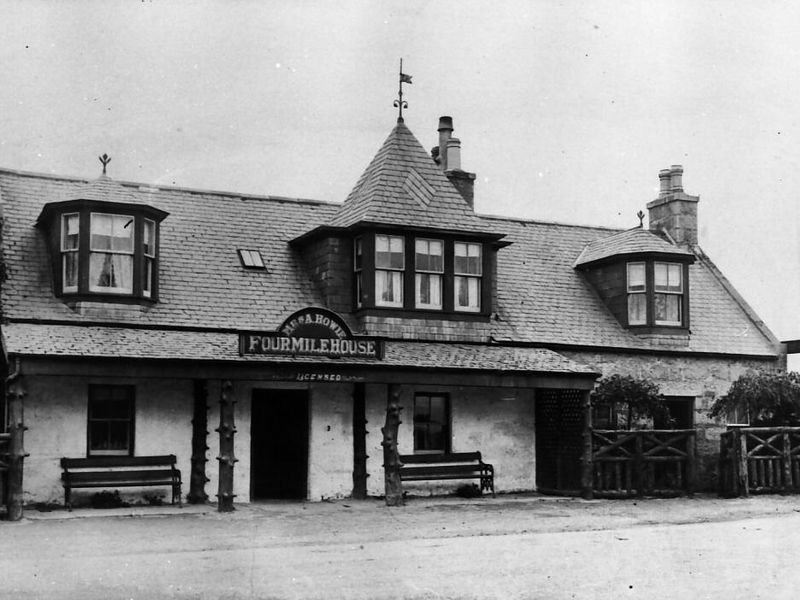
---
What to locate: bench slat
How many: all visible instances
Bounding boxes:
[64,469,178,484]
[399,452,482,464]
[61,455,176,469]
[400,465,486,477]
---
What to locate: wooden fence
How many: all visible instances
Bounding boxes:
[591,429,696,497]
[719,426,800,497]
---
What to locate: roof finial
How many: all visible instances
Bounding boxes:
[99,153,111,175]
[394,58,412,123]
[637,210,645,228]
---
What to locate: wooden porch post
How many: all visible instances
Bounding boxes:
[352,383,368,500]
[382,384,404,506]
[737,428,749,497]
[216,380,237,512]
[6,362,26,521]
[580,389,594,500]
[685,431,696,495]
[188,379,209,504]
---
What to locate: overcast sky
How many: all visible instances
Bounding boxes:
[1,1,798,359]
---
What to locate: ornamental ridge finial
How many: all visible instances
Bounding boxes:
[99,153,111,175]
[637,210,645,228]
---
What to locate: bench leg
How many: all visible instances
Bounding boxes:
[173,482,182,507]
[64,487,72,511]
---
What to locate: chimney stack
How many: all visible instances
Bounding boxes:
[647,165,699,247]
[434,116,477,209]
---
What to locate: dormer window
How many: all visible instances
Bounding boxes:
[39,199,167,303]
[351,232,491,317]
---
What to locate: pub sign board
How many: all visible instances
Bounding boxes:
[240,307,383,360]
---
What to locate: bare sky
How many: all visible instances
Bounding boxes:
[1,1,798,354]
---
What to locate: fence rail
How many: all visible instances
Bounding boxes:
[719,426,800,496]
[591,429,696,497]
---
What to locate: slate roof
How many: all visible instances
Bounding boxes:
[573,226,694,267]
[1,323,597,375]
[0,120,781,362]
[328,121,489,234]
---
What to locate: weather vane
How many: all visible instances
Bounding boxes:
[99,153,111,175]
[637,210,645,227]
[394,59,412,123]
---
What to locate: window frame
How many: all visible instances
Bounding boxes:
[413,393,451,454]
[87,384,135,457]
[626,261,647,326]
[414,238,444,310]
[654,262,684,326]
[374,234,405,308]
[60,212,81,293]
[89,212,136,294]
[453,241,483,313]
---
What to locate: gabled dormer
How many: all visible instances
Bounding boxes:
[291,118,507,321]
[36,156,168,304]
[574,166,698,333]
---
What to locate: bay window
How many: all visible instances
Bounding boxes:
[39,200,167,302]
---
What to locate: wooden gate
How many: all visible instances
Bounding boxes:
[535,389,585,495]
[719,426,800,496]
[591,429,696,497]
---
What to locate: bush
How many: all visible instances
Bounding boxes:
[90,490,129,509]
[709,371,800,426]
[592,374,672,429]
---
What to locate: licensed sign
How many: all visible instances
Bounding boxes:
[240,307,383,360]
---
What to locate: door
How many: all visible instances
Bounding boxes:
[535,388,585,494]
[250,389,309,500]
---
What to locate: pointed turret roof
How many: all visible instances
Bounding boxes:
[328,121,490,234]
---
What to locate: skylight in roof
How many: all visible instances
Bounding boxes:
[238,249,266,269]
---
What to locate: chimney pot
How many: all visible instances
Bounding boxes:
[445,138,461,171]
[437,116,453,171]
[670,164,684,192]
[658,169,672,197]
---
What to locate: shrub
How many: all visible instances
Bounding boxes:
[709,371,800,426]
[592,374,672,429]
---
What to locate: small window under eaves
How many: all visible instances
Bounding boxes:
[238,249,266,269]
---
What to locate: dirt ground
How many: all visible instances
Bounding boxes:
[3,493,800,599]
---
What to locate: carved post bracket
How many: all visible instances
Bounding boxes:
[6,361,27,521]
[188,379,210,504]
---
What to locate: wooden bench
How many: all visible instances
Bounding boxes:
[399,452,495,496]
[60,455,182,509]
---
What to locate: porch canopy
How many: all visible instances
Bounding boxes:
[3,323,599,389]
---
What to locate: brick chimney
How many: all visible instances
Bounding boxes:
[432,116,476,209]
[646,165,699,247]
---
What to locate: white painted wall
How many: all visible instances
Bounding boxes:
[365,384,537,497]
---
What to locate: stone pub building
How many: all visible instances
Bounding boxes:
[0,112,783,509]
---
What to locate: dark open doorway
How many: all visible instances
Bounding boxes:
[251,389,309,500]
[535,388,585,495]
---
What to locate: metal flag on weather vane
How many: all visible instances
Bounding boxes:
[394,59,412,122]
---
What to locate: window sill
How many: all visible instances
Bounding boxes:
[627,325,690,335]
[354,307,491,322]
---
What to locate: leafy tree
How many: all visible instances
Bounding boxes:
[709,370,800,426]
[592,374,672,429]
